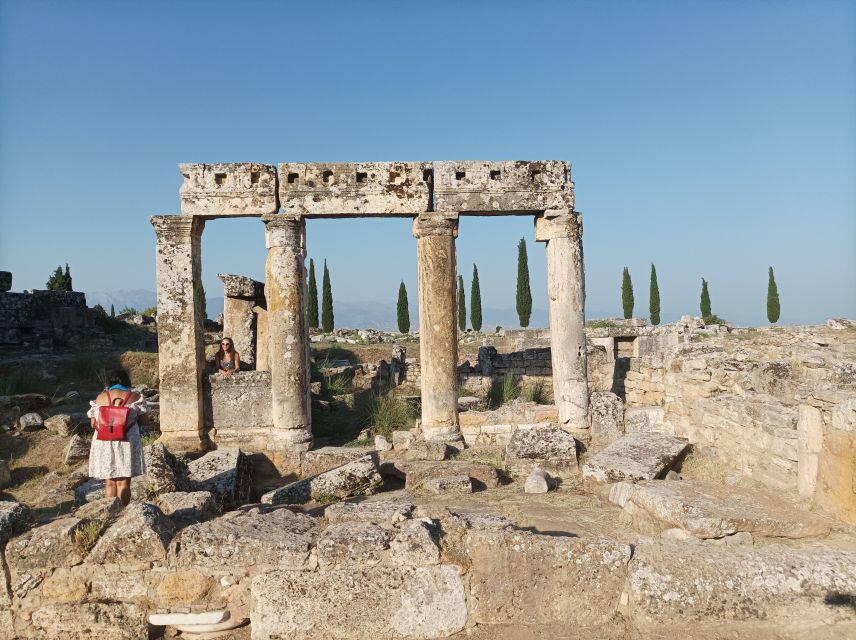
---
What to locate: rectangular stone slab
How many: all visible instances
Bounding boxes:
[279,162,432,216]
[179,163,278,217]
[433,160,571,212]
[149,611,229,626]
[582,432,689,482]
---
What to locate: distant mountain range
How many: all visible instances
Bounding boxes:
[85,290,157,313]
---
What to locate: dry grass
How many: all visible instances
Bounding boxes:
[679,448,727,483]
[72,517,109,556]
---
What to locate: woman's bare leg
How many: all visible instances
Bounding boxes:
[104,478,117,498]
[116,477,131,506]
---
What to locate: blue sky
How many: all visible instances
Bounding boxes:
[1,0,853,326]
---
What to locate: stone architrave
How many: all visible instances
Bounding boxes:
[412,213,462,444]
[217,273,264,369]
[255,303,269,372]
[151,215,207,451]
[263,215,312,469]
[179,163,277,216]
[535,210,588,430]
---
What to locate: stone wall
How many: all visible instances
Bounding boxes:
[0,288,93,349]
[204,372,273,450]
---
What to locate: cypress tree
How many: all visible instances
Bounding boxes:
[457,275,466,332]
[767,266,780,324]
[470,264,482,332]
[307,259,319,329]
[396,281,410,333]
[621,267,634,319]
[110,303,115,318]
[516,238,532,328]
[63,264,73,291]
[649,263,660,326]
[321,260,334,333]
[700,278,712,320]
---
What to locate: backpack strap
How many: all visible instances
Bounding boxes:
[104,390,113,406]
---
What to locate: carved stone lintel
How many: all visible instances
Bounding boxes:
[412,213,459,239]
[534,210,581,242]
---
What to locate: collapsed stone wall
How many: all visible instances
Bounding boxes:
[0,284,94,349]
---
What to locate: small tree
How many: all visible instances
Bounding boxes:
[110,303,115,318]
[457,275,466,332]
[307,258,319,329]
[470,264,482,332]
[396,281,410,333]
[700,278,712,320]
[516,238,532,328]
[321,260,334,333]
[63,264,73,291]
[649,264,660,326]
[621,267,634,319]
[195,282,207,321]
[46,265,65,291]
[766,266,780,324]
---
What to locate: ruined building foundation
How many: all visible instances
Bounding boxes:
[152,161,587,464]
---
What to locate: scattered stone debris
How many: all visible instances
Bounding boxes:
[383,460,501,491]
[423,475,473,495]
[18,412,43,431]
[64,434,90,465]
[505,424,578,477]
[392,430,415,450]
[325,499,415,527]
[155,491,218,528]
[261,454,382,505]
[524,468,553,494]
[301,446,375,477]
[44,413,87,436]
[374,434,392,451]
[187,447,252,507]
[582,432,689,483]
[0,501,30,543]
[405,439,450,462]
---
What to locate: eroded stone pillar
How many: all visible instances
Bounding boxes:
[151,215,207,452]
[218,274,264,369]
[536,210,588,430]
[413,213,461,444]
[263,215,312,468]
[255,303,269,372]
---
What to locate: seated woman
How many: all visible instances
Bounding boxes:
[215,337,241,377]
[87,369,147,506]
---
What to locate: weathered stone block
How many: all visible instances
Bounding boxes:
[582,433,689,483]
[423,475,472,495]
[30,602,147,639]
[523,467,553,494]
[156,569,214,606]
[392,430,415,450]
[187,447,252,507]
[389,460,501,491]
[0,500,31,544]
[589,391,624,446]
[279,162,432,216]
[405,439,450,461]
[300,446,374,477]
[624,406,665,433]
[261,453,382,505]
[390,520,440,566]
[179,163,277,216]
[505,424,578,477]
[434,160,571,212]
[168,506,315,570]
[18,411,43,431]
[65,434,90,465]
[324,499,414,527]
[316,522,390,570]
[87,502,175,567]
[156,490,218,528]
[251,564,467,639]
[7,517,83,575]
[45,412,87,436]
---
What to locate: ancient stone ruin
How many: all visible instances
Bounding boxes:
[153,161,587,468]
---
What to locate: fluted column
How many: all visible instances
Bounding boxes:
[413,213,462,445]
[535,209,588,430]
[151,215,207,452]
[263,215,312,469]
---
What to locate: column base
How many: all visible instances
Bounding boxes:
[421,423,465,449]
[157,431,211,457]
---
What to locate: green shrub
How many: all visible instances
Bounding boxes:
[487,374,521,409]
[521,378,550,404]
[356,392,416,437]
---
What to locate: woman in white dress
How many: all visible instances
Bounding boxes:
[87,369,147,506]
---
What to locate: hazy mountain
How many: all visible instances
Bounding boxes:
[85,290,157,314]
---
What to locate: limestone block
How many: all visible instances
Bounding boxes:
[457,396,482,412]
[31,603,147,640]
[300,446,375,477]
[627,542,856,628]
[156,491,218,528]
[262,454,382,505]
[217,273,264,300]
[205,371,272,432]
[505,424,578,478]
[434,160,571,212]
[389,460,501,491]
[187,447,252,507]
[797,404,824,497]
[18,411,43,431]
[831,397,856,432]
[583,433,688,483]
[65,434,90,465]
[134,442,188,498]
[464,529,631,627]
[0,500,31,544]
[149,611,229,626]
[623,480,831,539]
[87,503,175,568]
[324,499,414,527]
[156,569,214,605]
[523,468,553,494]
[45,412,86,436]
[374,434,392,451]
[316,522,391,570]
[392,430,415,450]
[168,506,316,570]
[280,161,432,215]
[423,475,473,495]
[405,439,451,461]
[624,406,665,433]
[179,163,277,216]
[816,428,856,525]
[390,520,440,566]
[251,564,467,639]
[589,391,624,445]
[6,517,83,576]
[75,497,123,521]
[39,569,88,602]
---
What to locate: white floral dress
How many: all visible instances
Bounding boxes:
[86,396,147,479]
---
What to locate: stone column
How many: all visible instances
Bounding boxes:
[263,215,312,469]
[151,215,207,452]
[413,213,462,445]
[217,274,264,369]
[254,303,269,372]
[535,210,588,430]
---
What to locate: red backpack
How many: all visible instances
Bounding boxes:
[96,391,132,441]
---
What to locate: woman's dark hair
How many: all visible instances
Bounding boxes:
[106,369,132,388]
[215,337,235,362]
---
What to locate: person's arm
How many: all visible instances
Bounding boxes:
[233,352,241,372]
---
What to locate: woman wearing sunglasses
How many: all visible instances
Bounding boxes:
[215,337,241,377]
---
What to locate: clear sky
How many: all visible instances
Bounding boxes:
[1,0,853,326]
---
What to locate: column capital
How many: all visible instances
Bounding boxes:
[262,214,305,249]
[534,209,582,242]
[412,212,459,239]
[151,215,204,243]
